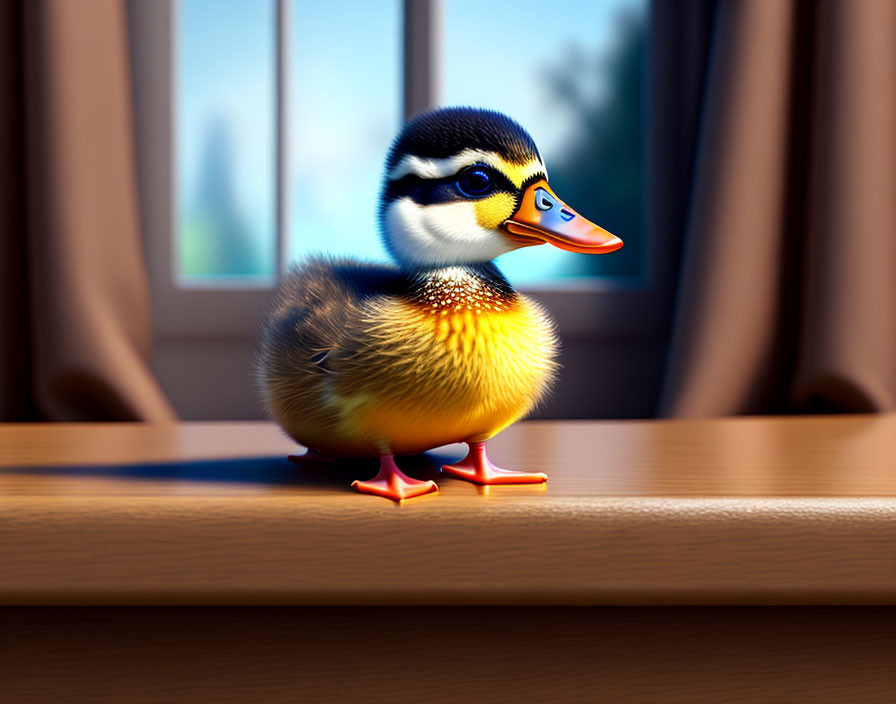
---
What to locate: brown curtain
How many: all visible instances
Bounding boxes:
[0,0,174,421]
[660,0,896,416]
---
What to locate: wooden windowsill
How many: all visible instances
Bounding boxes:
[1,416,894,605]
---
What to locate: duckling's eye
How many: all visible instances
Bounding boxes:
[456,168,493,198]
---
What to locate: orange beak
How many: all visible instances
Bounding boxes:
[502,179,623,254]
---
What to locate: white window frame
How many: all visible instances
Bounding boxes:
[134,0,662,343]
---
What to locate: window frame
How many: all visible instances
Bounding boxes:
[136,0,661,342]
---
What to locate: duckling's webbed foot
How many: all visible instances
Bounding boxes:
[352,454,439,502]
[441,441,547,485]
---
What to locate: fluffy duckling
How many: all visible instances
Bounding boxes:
[258,107,621,501]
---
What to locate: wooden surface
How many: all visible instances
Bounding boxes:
[3,607,895,704]
[1,416,896,604]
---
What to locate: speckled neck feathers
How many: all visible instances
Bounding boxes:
[407,264,517,315]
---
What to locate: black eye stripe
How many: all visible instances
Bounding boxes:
[384,167,518,207]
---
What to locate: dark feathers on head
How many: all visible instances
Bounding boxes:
[385,107,541,170]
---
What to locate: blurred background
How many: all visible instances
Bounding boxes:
[2,0,895,422]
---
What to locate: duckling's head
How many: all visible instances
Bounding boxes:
[379,107,622,269]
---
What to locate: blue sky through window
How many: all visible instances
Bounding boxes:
[287,0,400,267]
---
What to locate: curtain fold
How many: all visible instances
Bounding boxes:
[660,0,896,417]
[0,0,174,421]
[794,0,896,412]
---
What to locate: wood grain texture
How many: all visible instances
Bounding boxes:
[2,607,895,704]
[1,416,895,604]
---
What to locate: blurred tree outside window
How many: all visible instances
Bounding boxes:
[177,0,277,285]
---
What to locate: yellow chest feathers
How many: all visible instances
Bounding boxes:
[330,276,558,450]
[365,295,557,398]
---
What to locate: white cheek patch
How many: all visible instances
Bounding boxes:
[385,198,519,267]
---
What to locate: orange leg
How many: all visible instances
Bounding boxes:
[441,441,547,485]
[352,454,439,502]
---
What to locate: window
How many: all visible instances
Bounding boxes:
[174,0,646,290]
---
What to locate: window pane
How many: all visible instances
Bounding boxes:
[288,1,400,265]
[444,0,647,285]
[177,0,276,285]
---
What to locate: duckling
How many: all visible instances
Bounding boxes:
[257,107,622,501]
